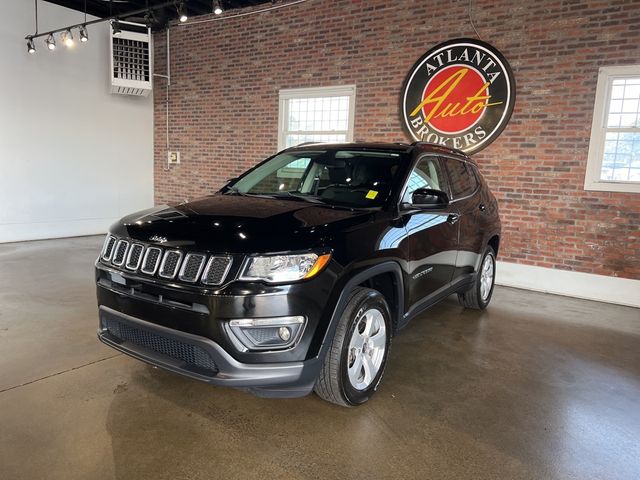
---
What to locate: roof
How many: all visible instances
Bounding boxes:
[286,141,472,161]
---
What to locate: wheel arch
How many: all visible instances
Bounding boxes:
[319,262,404,358]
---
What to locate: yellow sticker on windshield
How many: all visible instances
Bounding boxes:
[366,190,378,200]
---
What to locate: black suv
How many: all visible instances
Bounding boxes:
[96,142,501,406]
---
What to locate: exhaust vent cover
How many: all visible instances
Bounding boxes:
[110,21,152,97]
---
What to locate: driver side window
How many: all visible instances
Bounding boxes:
[403,156,448,204]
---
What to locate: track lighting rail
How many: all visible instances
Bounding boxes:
[25,0,177,41]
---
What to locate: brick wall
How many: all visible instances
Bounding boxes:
[153,0,640,280]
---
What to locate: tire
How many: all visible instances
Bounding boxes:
[314,287,392,407]
[458,246,496,310]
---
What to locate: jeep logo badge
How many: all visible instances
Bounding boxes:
[401,38,516,154]
[149,235,168,244]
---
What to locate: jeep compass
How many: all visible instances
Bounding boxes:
[95,142,501,406]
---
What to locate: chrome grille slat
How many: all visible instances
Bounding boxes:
[141,246,162,275]
[101,235,117,261]
[125,244,145,271]
[202,256,232,286]
[179,253,206,283]
[159,250,183,279]
[112,240,130,266]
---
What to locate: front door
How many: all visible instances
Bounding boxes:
[400,155,459,309]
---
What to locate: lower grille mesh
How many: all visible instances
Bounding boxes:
[104,318,218,374]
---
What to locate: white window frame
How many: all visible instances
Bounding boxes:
[278,85,356,150]
[585,65,640,193]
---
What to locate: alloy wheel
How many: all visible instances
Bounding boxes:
[347,308,387,391]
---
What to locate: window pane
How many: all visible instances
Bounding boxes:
[286,95,350,134]
[445,159,476,198]
[600,131,640,182]
[403,157,448,203]
[607,78,640,128]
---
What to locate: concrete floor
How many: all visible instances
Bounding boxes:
[0,237,639,480]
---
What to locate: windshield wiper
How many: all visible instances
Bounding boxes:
[223,186,252,196]
[272,192,328,204]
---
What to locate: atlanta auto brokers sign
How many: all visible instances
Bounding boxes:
[401,38,515,154]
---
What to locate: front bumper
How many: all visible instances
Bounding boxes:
[98,306,322,397]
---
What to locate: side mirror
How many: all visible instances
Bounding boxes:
[411,188,449,207]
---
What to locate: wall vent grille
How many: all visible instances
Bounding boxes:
[110,21,152,97]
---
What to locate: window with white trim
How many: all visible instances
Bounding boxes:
[278,85,356,150]
[585,65,640,193]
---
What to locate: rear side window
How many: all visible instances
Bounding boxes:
[444,158,478,199]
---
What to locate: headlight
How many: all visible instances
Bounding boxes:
[239,253,331,283]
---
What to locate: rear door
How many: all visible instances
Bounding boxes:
[400,155,459,309]
[441,157,484,278]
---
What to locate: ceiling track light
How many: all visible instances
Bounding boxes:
[177,2,188,22]
[61,28,74,47]
[79,25,88,42]
[112,19,122,35]
[46,33,56,50]
[213,0,223,15]
[27,37,36,54]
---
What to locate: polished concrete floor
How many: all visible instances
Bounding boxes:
[0,236,639,480]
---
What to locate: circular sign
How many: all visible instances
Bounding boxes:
[401,38,516,154]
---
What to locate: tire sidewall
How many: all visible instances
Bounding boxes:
[477,247,496,308]
[339,291,392,405]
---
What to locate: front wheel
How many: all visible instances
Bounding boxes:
[458,246,496,310]
[314,287,392,407]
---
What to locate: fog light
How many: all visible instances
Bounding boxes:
[226,316,305,351]
[278,326,291,342]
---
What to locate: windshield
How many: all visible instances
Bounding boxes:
[227,149,405,208]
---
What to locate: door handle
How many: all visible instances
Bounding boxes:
[447,213,460,225]
[478,203,486,212]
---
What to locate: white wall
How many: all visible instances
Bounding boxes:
[0,0,153,243]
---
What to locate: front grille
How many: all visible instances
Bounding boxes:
[159,250,182,279]
[141,247,162,275]
[125,244,144,270]
[101,236,233,286]
[104,318,218,375]
[102,235,117,261]
[112,240,129,266]
[202,256,232,285]
[179,254,206,283]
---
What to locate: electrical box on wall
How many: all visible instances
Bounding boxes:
[168,151,180,165]
[110,21,152,96]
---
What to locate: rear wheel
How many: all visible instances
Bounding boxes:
[314,287,392,407]
[458,246,496,310]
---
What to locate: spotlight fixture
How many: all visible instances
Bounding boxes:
[79,25,88,42]
[61,29,74,47]
[27,37,36,54]
[112,19,122,36]
[46,33,56,50]
[213,0,223,15]
[177,3,188,22]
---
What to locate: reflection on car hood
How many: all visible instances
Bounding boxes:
[112,194,374,253]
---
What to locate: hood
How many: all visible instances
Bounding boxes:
[112,194,374,254]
